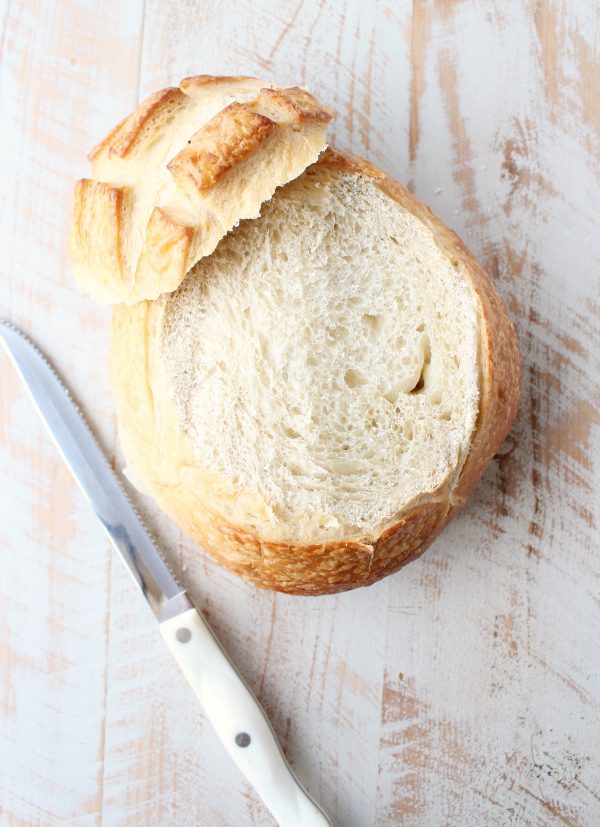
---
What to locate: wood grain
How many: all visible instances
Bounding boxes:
[1,1,599,825]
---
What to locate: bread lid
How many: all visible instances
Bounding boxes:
[70,76,334,304]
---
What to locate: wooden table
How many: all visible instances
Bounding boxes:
[1,2,599,825]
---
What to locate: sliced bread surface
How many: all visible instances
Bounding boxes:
[111,149,520,594]
[161,158,479,541]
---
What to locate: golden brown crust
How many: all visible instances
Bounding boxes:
[257,86,335,123]
[88,87,187,161]
[160,493,451,595]
[180,75,263,94]
[452,256,520,502]
[70,179,128,295]
[134,208,194,298]
[110,148,520,595]
[167,104,276,193]
[72,76,331,304]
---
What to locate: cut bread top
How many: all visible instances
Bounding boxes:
[159,154,480,542]
[70,76,333,304]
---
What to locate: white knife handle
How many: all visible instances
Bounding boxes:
[160,608,331,827]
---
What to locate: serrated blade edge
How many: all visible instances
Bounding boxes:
[0,319,191,622]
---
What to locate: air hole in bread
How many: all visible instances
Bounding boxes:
[344,368,368,389]
[330,325,348,342]
[410,373,425,393]
[422,334,431,364]
[496,387,507,413]
[362,313,384,334]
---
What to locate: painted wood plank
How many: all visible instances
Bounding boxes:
[373,1,600,825]
[0,0,599,825]
[0,1,144,824]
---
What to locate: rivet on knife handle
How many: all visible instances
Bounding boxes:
[161,608,331,826]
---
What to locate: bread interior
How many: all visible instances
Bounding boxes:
[161,164,480,542]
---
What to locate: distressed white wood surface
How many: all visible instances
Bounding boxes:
[1,1,599,825]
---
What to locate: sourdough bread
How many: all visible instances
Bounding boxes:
[110,148,520,594]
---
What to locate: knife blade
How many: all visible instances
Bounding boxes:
[0,319,331,827]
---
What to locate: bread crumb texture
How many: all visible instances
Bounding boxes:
[161,168,479,542]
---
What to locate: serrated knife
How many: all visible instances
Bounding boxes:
[0,320,331,827]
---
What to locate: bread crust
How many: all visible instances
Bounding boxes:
[71,76,333,305]
[88,87,187,162]
[167,104,276,192]
[71,179,129,297]
[110,148,520,595]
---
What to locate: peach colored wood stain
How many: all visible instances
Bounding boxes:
[1,2,599,825]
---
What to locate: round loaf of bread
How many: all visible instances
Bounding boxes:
[110,148,520,595]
